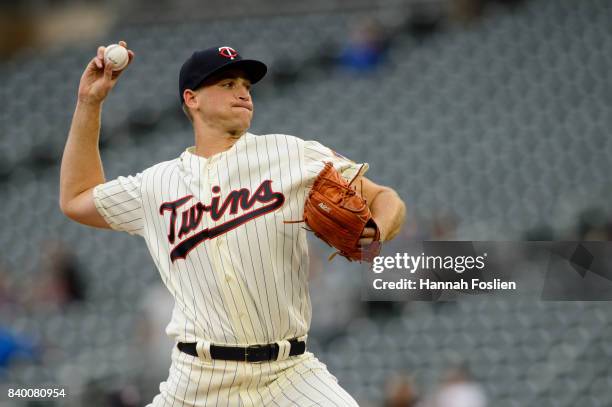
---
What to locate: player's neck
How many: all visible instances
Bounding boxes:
[192,123,245,158]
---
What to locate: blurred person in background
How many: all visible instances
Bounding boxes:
[338,18,390,73]
[0,326,38,376]
[31,240,86,310]
[383,372,420,407]
[106,384,142,407]
[575,207,612,240]
[428,364,487,407]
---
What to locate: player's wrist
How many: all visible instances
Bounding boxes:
[76,96,104,109]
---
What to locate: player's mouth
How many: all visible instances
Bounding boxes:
[232,103,253,111]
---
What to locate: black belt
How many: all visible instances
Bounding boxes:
[177,338,306,363]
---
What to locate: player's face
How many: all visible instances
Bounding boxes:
[195,69,254,134]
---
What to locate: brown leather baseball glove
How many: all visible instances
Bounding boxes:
[290,162,381,262]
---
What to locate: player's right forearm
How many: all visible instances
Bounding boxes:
[59,100,106,211]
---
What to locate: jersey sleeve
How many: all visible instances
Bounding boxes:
[303,140,369,186]
[92,173,144,237]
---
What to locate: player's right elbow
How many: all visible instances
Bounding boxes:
[59,199,93,226]
[58,187,110,229]
[59,193,84,222]
[59,198,77,221]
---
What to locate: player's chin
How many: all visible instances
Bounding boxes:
[232,114,252,129]
[233,108,253,119]
[227,119,251,135]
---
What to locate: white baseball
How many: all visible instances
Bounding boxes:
[104,44,129,71]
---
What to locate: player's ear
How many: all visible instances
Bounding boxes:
[183,89,198,109]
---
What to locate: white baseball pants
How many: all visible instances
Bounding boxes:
[147,345,359,406]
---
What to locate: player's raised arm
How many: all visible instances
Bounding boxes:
[59,41,134,228]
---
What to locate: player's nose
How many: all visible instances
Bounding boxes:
[234,80,251,100]
[237,87,250,101]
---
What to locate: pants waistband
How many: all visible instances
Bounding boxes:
[177,338,306,363]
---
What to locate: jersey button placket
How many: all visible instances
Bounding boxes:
[211,241,244,340]
[207,156,218,183]
[207,187,246,341]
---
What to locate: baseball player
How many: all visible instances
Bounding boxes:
[60,41,406,406]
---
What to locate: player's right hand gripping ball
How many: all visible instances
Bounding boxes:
[104,44,129,71]
[303,162,381,262]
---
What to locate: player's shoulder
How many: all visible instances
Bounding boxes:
[249,132,305,145]
[249,133,336,156]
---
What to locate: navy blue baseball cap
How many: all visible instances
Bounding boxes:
[179,46,267,103]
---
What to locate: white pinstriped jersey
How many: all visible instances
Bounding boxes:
[93,133,366,346]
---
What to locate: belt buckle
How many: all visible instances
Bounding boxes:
[245,344,265,363]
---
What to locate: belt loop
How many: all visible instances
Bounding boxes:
[196,340,212,361]
[275,340,291,361]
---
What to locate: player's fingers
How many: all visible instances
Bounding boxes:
[95,46,107,69]
[103,60,114,81]
[359,237,374,246]
[86,56,100,70]
[97,46,106,60]
[361,227,376,238]
[94,56,103,69]
[126,50,135,65]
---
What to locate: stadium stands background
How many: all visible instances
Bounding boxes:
[1,0,612,405]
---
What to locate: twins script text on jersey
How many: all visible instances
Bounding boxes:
[160,181,285,262]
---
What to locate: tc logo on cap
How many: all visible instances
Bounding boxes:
[218,46,238,60]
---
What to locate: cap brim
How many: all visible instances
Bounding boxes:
[197,59,267,89]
